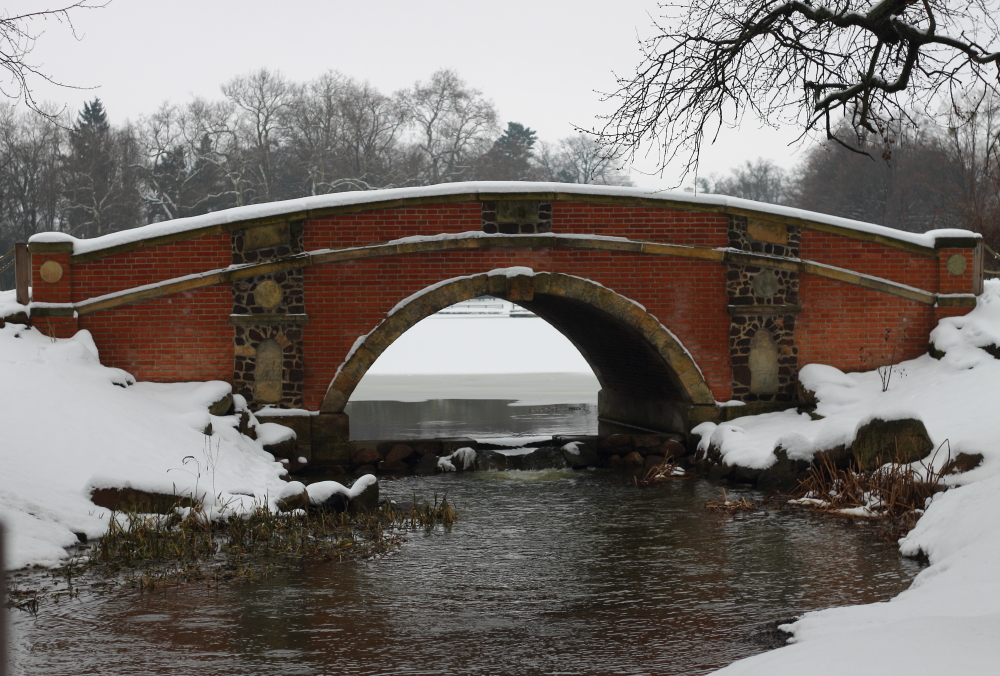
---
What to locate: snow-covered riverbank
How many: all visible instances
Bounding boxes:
[0,320,288,569]
[712,279,1000,675]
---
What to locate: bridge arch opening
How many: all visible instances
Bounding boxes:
[320,270,714,434]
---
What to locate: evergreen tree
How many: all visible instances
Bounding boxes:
[63,98,143,237]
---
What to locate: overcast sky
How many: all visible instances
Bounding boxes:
[15,0,809,189]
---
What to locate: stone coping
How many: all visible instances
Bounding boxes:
[24,182,979,262]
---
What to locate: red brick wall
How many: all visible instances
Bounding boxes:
[31,252,72,304]
[51,200,981,411]
[304,204,482,249]
[302,249,733,409]
[551,203,730,246]
[79,285,232,383]
[796,273,936,372]
[72,232,231,302]
[799,229,938,292]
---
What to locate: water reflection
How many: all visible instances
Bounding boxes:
[346,399,598,440]
[10,473,922,676]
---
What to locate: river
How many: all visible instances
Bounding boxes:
[9,394,922,676]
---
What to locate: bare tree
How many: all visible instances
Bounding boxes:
[537,135,633,186]
[0,104,64,249]
[602,0,1000,179]
[221,69,295,202]
[700,158,788,204]
[1,2,107,115]
[405,70,498,184]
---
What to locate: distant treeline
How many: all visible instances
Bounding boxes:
[700,100,1000,251]
[2,68,998,254]
[0,68,631,251]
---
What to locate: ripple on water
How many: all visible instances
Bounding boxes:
[9,473,922,676]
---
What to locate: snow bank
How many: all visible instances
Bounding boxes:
[27,182,977,256]
[307,474,377,505]
[0,287,28,319]
[437,447,477,472]
[709,279,1000,675]
[0,324,289,569]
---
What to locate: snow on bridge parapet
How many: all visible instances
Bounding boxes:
[27,181,980,260]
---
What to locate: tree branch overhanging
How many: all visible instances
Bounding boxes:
[600,0,1000,179]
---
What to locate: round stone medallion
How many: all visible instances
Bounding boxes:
[254,279,283,309]
[39,260,64,284]
[752,269,780,298]
[946,253,967,276]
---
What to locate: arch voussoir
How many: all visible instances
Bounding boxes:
[320,269,716,432]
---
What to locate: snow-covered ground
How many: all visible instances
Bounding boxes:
[711,280,1000,675]
[0,323,288,570]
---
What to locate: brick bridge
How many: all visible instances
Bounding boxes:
[23,183,984,465]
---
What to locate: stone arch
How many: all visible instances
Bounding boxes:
[319,270,715,432]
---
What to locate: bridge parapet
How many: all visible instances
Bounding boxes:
[22,183,983,440]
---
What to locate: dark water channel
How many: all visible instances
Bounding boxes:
[9,398,922,675]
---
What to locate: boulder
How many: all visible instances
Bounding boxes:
[520,446,568,471]
[757,447,812,492]
[414,454,439,476]
[385,444,415,464]
[852,417,934,470]
[622,451,644,470]
[813,443,852,467]
[608,454,623,468]
[475,449,510,471]
[351,448,382,468]
[644,454,666,472]
[347,476,379,515]
[413,442,442,457]
[632,435,664,456]
[378,459,411,474]
[308,482,350,513]
[942,452,984,475]
[276,482,310,512]
[354,464,377,476]
[208,393,234,417]
[561,442,599,468]
[654,439,686,460]
[90,487,191,514]
[598,434,632,458]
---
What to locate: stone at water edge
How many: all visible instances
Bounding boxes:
[520,446,568,471]
[90,487,191,514]
[414,454,439,476]
[643,455,666,472]
[598,434,632,458]
[347,476,379,515]
[561,442,599,468]
[757,447,811,492]
[384,444,415,464]
[378,459,411,474]
[622,451,644,470]
[276,482,310,512]
[475,449,510,471]
[852,417,934,471]
[351,448,382,468]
